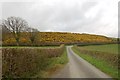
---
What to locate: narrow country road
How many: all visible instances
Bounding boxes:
[51,46,111,78]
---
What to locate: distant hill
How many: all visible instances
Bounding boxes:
[37,32,114,45]
[2,32,115,46]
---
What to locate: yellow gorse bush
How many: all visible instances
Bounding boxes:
[4,38,16,45]
[2,32,114,46]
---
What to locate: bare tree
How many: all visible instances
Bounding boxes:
[2,16,28,46]
[26,27,39,45]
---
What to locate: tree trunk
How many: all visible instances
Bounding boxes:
[16,38,19,46]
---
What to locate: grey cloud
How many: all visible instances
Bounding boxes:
[1,0,118,38]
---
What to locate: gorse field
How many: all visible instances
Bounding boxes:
[2,32,116,46]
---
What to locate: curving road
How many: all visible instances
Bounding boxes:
[51,46,111,78]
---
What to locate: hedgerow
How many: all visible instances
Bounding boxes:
[2,44,65,78]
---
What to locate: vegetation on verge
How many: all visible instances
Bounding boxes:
[2,44,68,78]
[72,45,118,78]
[34,47,68,78]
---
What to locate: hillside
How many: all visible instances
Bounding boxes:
[2,32,114,46]
[38,32,112,43]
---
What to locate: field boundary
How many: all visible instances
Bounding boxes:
[72,45,118,78]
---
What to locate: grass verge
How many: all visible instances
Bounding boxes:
[34,47,68,78]
[72,46,118,78]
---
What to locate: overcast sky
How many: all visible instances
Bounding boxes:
[0,0,119,38]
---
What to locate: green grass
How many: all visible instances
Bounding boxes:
[34,47,68,78]
[79,44,119,54]
[72,46,118,78]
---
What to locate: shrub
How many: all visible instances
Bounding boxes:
[19,37,31,46]
[2,44,65,78]
[3,38,16,46]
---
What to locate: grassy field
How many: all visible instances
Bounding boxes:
[72,44,118,78]
[2,44,68,78]
[78,44,119,54]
